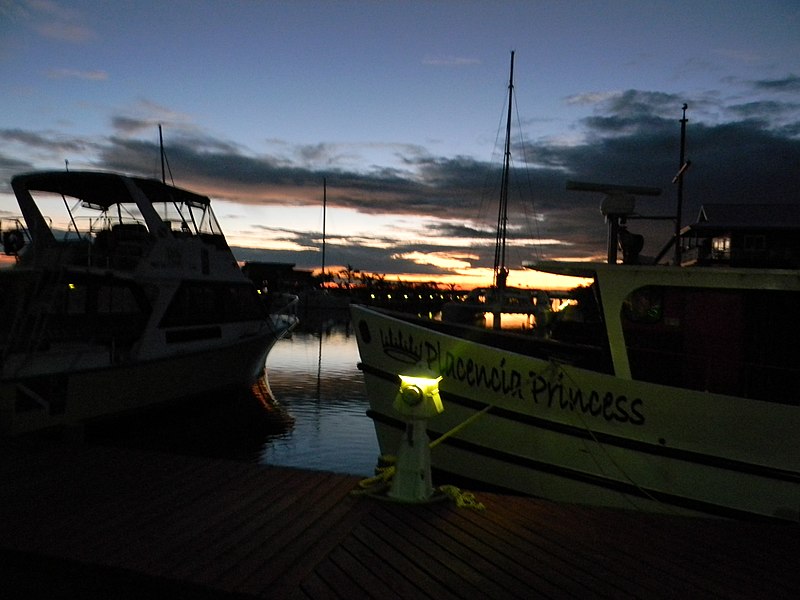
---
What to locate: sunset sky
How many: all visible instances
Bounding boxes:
[2,0,799,288]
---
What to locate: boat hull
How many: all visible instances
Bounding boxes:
[1,322,288,435]
[352,304,800,522]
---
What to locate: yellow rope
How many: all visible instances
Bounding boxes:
[438,485,486,510]
[429,403,493,449]
[353,404,493,508]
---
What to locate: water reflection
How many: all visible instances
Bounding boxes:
[261,323,379,476]
[85,323,378,476]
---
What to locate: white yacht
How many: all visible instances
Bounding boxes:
[1,171,296,435]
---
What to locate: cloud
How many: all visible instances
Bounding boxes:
[0,128,91,153]
[4,82,800,280]
[47,68,107,80]
[392,251,476,271]
[752,74,800,93]
[564,91,621,106]
[728,100,800,120]
[25,0,94,43]
[712,48,765,65]
[111,116,155,135]
[422,55,481,67]
[35,21,92,42]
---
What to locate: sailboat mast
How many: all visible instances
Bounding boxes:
[493,50,514,288]
[159,124,166,184]
[321,177,327,283]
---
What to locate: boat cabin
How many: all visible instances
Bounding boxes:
[3,171,229,270]
[679,204,800,268]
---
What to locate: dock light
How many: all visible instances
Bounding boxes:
[388,375,443,503]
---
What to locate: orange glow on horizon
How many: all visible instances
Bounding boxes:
[314,264,592,291]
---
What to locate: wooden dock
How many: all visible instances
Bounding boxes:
[1,439,798,599]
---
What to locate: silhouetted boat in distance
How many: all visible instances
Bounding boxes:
[1,171,297,435]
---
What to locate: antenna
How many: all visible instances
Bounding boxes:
[566,180,661,264]
[673,104,690,264]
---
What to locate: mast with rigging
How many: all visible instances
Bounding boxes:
[493,50,515,291]
[321,177,327,284]
[490,50,516,329]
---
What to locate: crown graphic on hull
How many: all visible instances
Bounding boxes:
[380,328,422,365]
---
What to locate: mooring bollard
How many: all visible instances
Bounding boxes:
[387,375,443,503]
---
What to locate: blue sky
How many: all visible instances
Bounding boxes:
[2,0,799,287]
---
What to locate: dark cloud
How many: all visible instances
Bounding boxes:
[0,128,89,153]
[111,116,156,135]
[0,152,35,193]
[728,101,800,120]
[4,84,800,280]
[753,74,800,93]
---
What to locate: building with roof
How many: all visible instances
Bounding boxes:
[679,204,800,268]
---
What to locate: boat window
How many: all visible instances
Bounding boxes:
[25,278,151,346]
[621,285,799,404]
[622,286,662,324]
[159,282,265,328]
[64,282,89,315]
[96,284,143,314]
[547,284,609,351]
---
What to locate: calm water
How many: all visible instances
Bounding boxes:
[260,324,380,476]
[87,323,380,476]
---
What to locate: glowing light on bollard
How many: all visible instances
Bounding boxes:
[387,375,443,503]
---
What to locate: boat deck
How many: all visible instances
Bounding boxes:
[1,439,797,598]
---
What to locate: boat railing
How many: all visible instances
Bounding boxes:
[1,269,62,361]
[266,292,300,316]
[1,216,47,257]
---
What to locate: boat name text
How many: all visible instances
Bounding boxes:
[528,368,644,425]
[412,338,645,426]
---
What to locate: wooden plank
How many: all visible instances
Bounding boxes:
[462,493,646,598]
[363,502,525,599]
[326,542,406,599]
[475,494,661,598]
[512,501,723,598]
[74,454,255,566]
[450,501,634,598]
[511,499,799,599]
[265,491,380,597]
[414,502,576,599]
[347,510,467,600]
[133,464,306,577]
[406,497,601,598]
[103,462,264,557]
[2,441,798,599]
[167,467,333,584]
[233,475,367,595]
[305,556,356,599]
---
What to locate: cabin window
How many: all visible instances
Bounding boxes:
[64,283,89,315]
[712,236,730,261]
[96,284,140,314]
[743,234,766,252]
[40,278,150,344]
[159,282,265,328]
[621,286,662,324]
[621,286,799,404]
